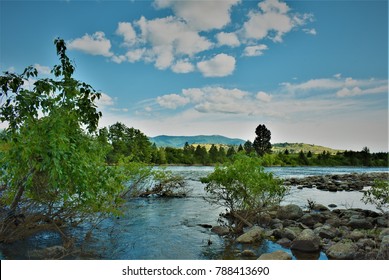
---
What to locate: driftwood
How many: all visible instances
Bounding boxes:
[231,211,253,228]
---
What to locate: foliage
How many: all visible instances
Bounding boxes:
[362,180,389,213]
[0,39,128,242]
[201,154,287,214]
[253,124,272,156]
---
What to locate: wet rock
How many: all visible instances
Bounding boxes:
[312,204,329,212]
[277,204,303,220]
[236,226,264,244]
[258,250,292,260]
[328,204,337,208]
[326,241,358,260]
[211,226,230,236]
[375,217,389,228]
[290,229,321,253]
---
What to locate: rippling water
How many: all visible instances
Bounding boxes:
[1,166,387,260]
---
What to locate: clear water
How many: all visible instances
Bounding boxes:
[1,166,387,260]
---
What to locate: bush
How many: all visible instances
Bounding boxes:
[362,180,389,213]
[201,154,287,214]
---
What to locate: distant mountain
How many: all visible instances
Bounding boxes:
[149,135,246,148]
[150,135,343,154]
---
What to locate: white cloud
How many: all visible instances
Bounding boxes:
[216,32,240,47]
[243,44,268,57]
[303,28,317,35]
[116,22,137,45]
[256,91,272,102]
[197,53,236,77]
[125,49,145,63]
[111,55,127,64]
[156,93,190,109]
[336,85,388,97]
[33,64,51,75]
[242,0,313,42]
[96,93,115,107]
[154,0,241,31]
[68,32,113,57]
[171,60,195,73]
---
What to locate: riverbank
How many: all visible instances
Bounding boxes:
[210,172,388,260]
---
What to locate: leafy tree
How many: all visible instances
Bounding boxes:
[201,154,287,218]
[253,124,272,156]
[243,140,254,155]
[0,39,128,243]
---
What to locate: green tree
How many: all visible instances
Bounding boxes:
[201,154,287,217]
[0,39,127,243]
[362,180,389,213]
[209,144,219,163]
[253,124,272,156]
[243,140,254,155]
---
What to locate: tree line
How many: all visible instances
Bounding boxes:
[98,122,388,167]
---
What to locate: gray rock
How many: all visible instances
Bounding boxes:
[326,241,358,260]
[314,225,339,239]
[283,228,297,240]
[328,204,337,208]
[348,230,365,241]
[257,213,272,226]
[375,217,389,228]
[356,238,376,249]
[277,204,304,220]
[348,218,374,230]
[211,226,230,236]
[257,250,292,260]
[312,204,329,211]
[290,229,321,253]
[236,226,264,243]
[299,213,323,227]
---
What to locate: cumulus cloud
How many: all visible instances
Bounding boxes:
[156,93,190,109]
[242,0,313,42]
[256,91,272,102]
[154,0,241,31]
[243,44,268,56]
[171,60,195,73]
[116,22,137,45]
[197,53,236,77]
[68,32,113,57]
[216,32,240,47]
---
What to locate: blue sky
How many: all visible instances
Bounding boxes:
[0,0,388,152]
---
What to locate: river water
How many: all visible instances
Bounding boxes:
[0,166,388,260]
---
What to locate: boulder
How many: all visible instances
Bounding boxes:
[314,225,339,240]
[348,230,365,241]
[236,226,264,244]
[282,228,297,240]
[277,238,292,248]
[277,204,303,220]
[211,226,230,236]
[347,218,374,230]
[290,229,321,253]
[326,241,358,260]
[257,250,292,260]
[375,217,389,228]
[299,213,323,227]
[312,204,329,212]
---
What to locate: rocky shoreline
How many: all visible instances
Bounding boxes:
[283,172,388,192]
[211,172,389,260]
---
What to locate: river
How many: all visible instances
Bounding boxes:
[0,166,388,260]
